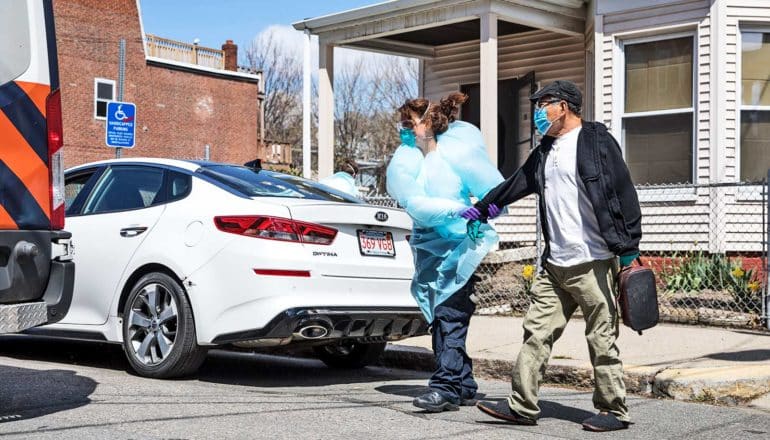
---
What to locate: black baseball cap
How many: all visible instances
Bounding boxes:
[529,80,582,107]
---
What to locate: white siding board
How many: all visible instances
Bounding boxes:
[423,29,585,101]
[602,0,709,26]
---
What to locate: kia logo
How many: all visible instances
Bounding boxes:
[375,211,388,222]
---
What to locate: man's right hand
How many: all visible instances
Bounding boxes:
[459,207,481,220]
[487,204,501,219]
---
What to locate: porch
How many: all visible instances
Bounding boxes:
[293,0,591,179]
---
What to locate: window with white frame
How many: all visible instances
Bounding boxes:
[93,78,115,119]
[621,35,694,185]
[740,30,770,183]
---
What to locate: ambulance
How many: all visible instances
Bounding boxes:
[0,0,74,333]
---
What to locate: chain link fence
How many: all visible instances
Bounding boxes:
[365,181,769,329]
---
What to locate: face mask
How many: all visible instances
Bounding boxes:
[534,107,552,137]
[399,128,416,147]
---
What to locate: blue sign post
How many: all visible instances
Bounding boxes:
[106,101,136,149]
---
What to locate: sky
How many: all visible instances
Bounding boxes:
[140,0,384,52]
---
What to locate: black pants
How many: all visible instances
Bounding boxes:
[428,279,477,403]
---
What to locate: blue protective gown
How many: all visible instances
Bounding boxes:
[386,121,504,322]
[319,172,359,198]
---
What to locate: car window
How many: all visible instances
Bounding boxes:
[64,168,103,216]
[197,165,360,203]
[84,166,165,214]
[168,171,191,201]
[151,170,192,206]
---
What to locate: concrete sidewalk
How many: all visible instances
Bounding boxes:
[382,316,770,410]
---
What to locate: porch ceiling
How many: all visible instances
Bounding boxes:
[385,18,535,46]
[293,0,586,52]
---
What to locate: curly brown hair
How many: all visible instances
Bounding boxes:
[397,92,468,135]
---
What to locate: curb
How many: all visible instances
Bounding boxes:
[381,345,769,405]
[652,366,770,405]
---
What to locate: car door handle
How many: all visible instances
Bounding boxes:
[120,226,148,237]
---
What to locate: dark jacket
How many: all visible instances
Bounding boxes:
[475,120,642,260]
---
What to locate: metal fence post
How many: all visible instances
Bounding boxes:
[766,170,770,330]
[116,38,125,159]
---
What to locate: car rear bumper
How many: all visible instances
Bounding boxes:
[211,306,428,345]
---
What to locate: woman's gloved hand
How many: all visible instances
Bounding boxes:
[466,219,484,242]
[459,207,481,220]
[619,252,640,267]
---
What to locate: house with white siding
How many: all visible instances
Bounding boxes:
[293,0,770,254]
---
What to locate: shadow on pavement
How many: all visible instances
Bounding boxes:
[0,365,97,423]
[375,384,487,401]
[0,336,428,388]
[0,335,129,372]
[197,350,429,388]
[469,397,594,426]
[539,399,595,423]
[705,349,770,362]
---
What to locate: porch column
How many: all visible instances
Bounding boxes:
[302,29,312,178]
[318,40,335,179]
[480,13,498,166]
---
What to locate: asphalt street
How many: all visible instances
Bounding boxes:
[0,337,768,439]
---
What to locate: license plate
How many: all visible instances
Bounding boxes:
[357,229,395,257]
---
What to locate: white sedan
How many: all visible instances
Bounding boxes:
[34,158,425,378]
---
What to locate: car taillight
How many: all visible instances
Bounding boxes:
[46,88,65,230]
[214,216,337,245]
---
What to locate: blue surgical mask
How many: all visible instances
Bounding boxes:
[399,128,417,147]
[534,107,552,137]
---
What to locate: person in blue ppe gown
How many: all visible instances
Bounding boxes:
[319,158,360,198]
[386,92,503,412]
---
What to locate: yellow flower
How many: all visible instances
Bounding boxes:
[522,265,535,281]
[748,281,760,292]
[731,267,745,278]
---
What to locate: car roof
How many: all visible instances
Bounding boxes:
[65,157,213,173]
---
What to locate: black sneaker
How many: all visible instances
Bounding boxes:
[413,391,459,413]
[476,400,537,425]
[582,412,630,432]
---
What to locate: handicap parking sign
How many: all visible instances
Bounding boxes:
[106,101,136,148]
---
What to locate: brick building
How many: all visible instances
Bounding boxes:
[54,0,264,167]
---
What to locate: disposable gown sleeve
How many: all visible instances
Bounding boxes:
[386,145,466,228]
[319,172,359,198]
[438,121,504,199]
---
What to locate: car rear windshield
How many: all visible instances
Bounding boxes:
[197,165,361,203]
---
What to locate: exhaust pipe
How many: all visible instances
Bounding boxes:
[293,318,332,339]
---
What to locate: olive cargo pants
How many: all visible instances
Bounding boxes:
[507,258,629,422]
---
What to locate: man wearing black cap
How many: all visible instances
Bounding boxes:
[468,80,641,432]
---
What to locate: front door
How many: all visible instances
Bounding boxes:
[461,71,536,178]
[63,165,167,325]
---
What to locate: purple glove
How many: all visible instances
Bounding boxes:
[459,207,481,220]
[488,204,501,219]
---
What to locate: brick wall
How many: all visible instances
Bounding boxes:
[53,0,262,168]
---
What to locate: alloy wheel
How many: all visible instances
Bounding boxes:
[127,283,178,366]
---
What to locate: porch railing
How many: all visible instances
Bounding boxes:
[145,34,224,69]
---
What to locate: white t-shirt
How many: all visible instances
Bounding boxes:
[543,126,613,267]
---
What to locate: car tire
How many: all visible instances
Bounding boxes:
[312,341,387,369]
[122,272,207,378]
